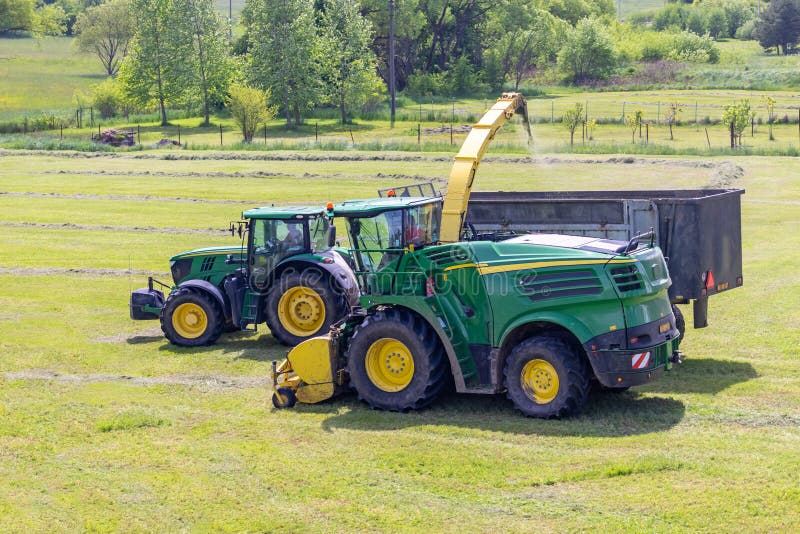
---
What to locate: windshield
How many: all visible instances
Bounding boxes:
[404,202,441,248]
[347,210,403,272]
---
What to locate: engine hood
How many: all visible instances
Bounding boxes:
[169,245,246,262]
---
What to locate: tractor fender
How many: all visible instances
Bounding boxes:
[177,279,231,321]
[272,251,360,307]
[362,304,468,393]
[498,311,595,349]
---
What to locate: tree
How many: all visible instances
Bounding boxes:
[755,0,800,55]
[74,0,133,76]
[686,9,707,36]
[228,84,275,143]
[762,95,776,141]
[486,3,562,90]
[562,103,583,147]
[176,0,233,125]
[664,101,682,140]
[706,7,728,39]
[557,17,617,82]
[625,109,643,144]
[244,0,320,127]
[319,0,385,124]
[722,100,753,148]
[0,0,34,34]
[118,0,193,125]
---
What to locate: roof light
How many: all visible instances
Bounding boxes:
[326,202,334,211]
[387,189,396,197]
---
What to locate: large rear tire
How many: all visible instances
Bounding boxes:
[160,288,224,347]
[346,308,448,412]
[504,335,590,418]
[264,269,348,346]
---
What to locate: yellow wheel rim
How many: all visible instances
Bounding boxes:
[278,286,326,337]
[172,302,208,339]
[365,338,415,392]
[521,359,560,404]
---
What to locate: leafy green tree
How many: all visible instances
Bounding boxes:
[720,0,755,38]
[722,99,753,148]
[319,0,385,124]
[228,84,275,142]
[557,17,617,82]
[90,77,126,118]
[176,0,234,125]
[686,9,707,35]
[755,0,800,55]
[74,0,133,76]
[706,7,728,39]
[486,2,562,90]
[652,3,689,31]
[546,0,614,26]
[562,102,583,147]
[360,0,427,91]
[118,0,193,125]
[0,0,34,34]
[625,109,643,144]
[762,95,776,141]
[244,0,320,127]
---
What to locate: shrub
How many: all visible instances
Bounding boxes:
[90,77,125,118]
[735,19,756,40]
[667,31,720,64]
[406,70,447,97]
[227,84,276,143]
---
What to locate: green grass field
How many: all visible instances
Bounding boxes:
[0,148,798,531]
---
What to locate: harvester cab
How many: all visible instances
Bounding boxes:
[129,205,358,348]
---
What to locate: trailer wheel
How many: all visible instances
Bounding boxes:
[272,387,297,409]
[504,335,590,418]
[265,270,348,346]
[161,288,224,347]
[672,305,685,340]
[346,308,448,412]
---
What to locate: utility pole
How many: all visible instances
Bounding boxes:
[229,0,233,42]
[389,0,396,128]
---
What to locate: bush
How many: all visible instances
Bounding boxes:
[735,19,756,40]
[406,70,447,97]
[227,84,276,143]
[90,78,125,118]
[667,31,720,64]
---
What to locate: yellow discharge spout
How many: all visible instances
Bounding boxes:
[439,92,531,243]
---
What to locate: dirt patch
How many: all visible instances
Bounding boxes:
[423,125,472,134]
[0,191,257,205]
[4,369,270,389]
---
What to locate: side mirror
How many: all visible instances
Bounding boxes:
[328,225,337,248]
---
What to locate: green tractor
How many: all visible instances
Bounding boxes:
[130,206,359,347]
[273,195,682,418]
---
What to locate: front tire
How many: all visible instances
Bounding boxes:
[161,288,224,347]
[264,269,349,346]
[504,335,590,418]
[346,308,448,411]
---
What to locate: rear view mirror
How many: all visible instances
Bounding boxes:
[328,225,337,248]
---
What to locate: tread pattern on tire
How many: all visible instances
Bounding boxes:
[264,269,349,346]
[672,304,685,340]
[346,307,447,412]
[160,287,224,347]
[504,335,590,419]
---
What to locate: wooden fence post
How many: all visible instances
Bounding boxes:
[417,123,420,145]
[219,124,223,146]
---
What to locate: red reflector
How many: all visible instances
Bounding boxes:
[630,337,639,345]
[705,270,715,290]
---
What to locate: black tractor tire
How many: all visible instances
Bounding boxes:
[160,288,224,347]
[504,335,590,418]
[672,304,685,340]
[264,269,349,346]
[346,308,448,412]
[272,387,297,409]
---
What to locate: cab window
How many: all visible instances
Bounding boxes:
[403,202,441,248]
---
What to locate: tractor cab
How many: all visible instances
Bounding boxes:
[334,196,441,293]
[242,206,333,292]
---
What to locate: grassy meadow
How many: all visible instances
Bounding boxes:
[0,148,798,531]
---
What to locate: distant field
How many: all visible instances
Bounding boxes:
[0,149,798,530]
[0,37,106,120]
